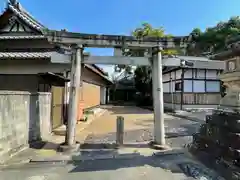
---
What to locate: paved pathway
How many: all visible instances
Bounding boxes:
[0,152,224,180]
[76,106,201,148]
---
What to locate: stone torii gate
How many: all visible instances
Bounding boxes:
[44,29,190,147]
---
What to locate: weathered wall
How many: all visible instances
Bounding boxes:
[81,82,101,109]
[164,92,221,105]
[100,86,106,105]
[164,92,221,110]
[66,66,108,109]
[0,75,39,92]
[0,91,51,163]
[0,62,70,74]
[82,66,109,87]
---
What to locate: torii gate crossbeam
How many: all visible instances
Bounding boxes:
[44,29,189,49]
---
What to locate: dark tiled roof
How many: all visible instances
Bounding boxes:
[7,1,46,32]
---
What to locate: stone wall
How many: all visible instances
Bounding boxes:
[191,110,240,179]
[0,91,51,163]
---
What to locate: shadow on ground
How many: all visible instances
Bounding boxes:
[69,152,223,180]
[29,141,60,151]
[102,105,153,115]
[29,141,47,149]
[80,143,153,149]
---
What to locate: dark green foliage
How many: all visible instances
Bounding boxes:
[186,16,240,56]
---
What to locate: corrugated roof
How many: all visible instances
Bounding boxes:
[0,52,52,59]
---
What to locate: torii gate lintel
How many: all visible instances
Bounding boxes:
[45,29,189,49]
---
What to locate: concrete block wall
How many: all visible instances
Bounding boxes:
[28,92,52,142]
[0,91,51,163]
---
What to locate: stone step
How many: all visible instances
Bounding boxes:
[52,125,66,136]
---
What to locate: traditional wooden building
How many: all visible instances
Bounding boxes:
[0,0,111,130]
[162,56,224,110]
[109,74,136,103]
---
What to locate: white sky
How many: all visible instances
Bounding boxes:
[84,48,137,80]
[84,48,120,79]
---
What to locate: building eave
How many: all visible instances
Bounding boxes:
[6,1,46,33]
[84,64,112,85]
[162,67,181,74]
[91,64,107,76]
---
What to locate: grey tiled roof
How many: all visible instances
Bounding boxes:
[7,2,46,32]
[0,35,45,39]
[0,52,52,59]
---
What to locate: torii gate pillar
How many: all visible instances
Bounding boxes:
[151,46,165,146]
[66,44,83,146]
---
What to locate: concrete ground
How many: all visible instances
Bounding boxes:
[0,152,223,180]
[77,105,200,148]
[0,106,224,180]
[170,109,212,123]
[76,105,155,143]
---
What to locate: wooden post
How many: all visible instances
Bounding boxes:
[66,44,83,146]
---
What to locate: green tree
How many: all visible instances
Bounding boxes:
[186,16,240,56]
[125,23,180,103]
[134,66,152,95]
[116,23,181,73]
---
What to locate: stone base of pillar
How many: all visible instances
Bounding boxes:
[58,142,80,153]
[148,141,171,150]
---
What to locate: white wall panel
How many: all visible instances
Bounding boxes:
[163,82,170,92]
[193,80,205,92]
[206,69,217,79]
[176,69,182,79]
[194,69,205,79]
[184,69,193,78]
[184,80,193,92]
